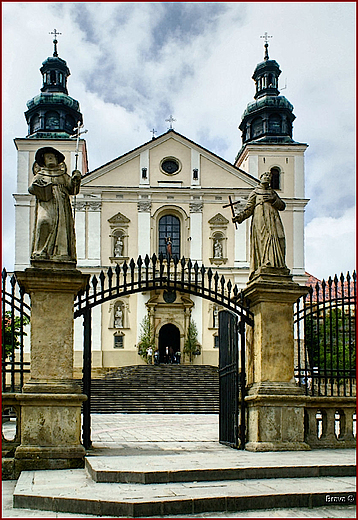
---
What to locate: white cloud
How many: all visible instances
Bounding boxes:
[305,207,356,280]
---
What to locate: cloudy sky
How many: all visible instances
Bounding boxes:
[2,2,356,279]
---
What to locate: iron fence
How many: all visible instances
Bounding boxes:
[294,271,356,397]
[1,269,31,393]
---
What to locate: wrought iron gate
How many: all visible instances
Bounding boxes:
[74,253,254,450]
[218,310,246,449]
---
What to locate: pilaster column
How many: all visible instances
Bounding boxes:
[189,202,203,262]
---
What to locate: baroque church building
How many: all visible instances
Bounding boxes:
[13,37,308,372]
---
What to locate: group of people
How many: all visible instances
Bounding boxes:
[163,346,181,364]
[146,346,181,365]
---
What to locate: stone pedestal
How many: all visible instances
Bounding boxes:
[243,267,310,451]
[14,266,89,470]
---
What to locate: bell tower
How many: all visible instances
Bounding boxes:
[235,35,309,281]
[13,31,88,270]
[24,30,83,139]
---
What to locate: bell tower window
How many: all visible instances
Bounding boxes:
[268,114,282,134]
[45,111,60,130]
[252,117,263,138]
[270,167,280,190]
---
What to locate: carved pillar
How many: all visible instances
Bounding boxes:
[243,268,310,451]
[14,266,89,471]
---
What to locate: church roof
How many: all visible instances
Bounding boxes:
[83,129,258,183]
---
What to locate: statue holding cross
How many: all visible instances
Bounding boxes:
[224,171,288,279]
[29,147,82,264]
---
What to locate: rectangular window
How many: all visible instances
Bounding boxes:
[193,169,198,180]
[214,335,219,348]
[114,335,124,349]
[142,168,147,179]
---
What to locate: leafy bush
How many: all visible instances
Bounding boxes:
[2,311,30,359]
[183,318,201,363]
[137,314,155,363]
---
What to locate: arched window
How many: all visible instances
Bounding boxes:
[65,115,75,133]
[45,111,60,130]
[251,117,263,138]
[268,114,282,134]
[158,215,180,257]
[50,70,56,84]
[270,167,280,190]
[30,114,41,134]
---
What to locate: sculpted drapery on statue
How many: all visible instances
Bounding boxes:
[232,171,287,278]
[29,147,81,263]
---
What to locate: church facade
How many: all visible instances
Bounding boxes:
[13,38,309,372]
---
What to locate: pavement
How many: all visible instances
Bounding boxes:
[2,413,356,518]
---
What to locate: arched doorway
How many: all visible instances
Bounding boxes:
[158,323,180,363]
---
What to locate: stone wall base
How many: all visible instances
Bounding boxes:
[14,446,85,473]
[245,388,311,452]
[13,392,86,472]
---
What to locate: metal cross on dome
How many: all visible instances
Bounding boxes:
[260,32,272,61]
[49,29,62,57]
[165,115,176,130]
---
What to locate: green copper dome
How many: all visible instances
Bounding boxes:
[24,38,83,139]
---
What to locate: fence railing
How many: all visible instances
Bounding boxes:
[1,269,31,393]
[294,271,356,397]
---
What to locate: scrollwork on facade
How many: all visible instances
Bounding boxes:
[73,200,102,211]
[137,201,152,212]
[189,202,203,213]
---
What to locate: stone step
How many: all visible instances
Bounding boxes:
[79,364,220,414]
[13,470,356,518]
[86,454,356,484]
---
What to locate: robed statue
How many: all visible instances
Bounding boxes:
[232,171,287,278]
[29,147,81,263]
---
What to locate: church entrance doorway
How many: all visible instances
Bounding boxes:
[158,323,180,364]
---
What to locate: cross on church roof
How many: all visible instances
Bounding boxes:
[151,128,157,140]
[165,115,176,130]
[260,32,272,61]
[49,29,62,57]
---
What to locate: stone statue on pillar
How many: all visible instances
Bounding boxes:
[29,147,81,264]
[229,170,309,452]
[232,171,288,279]
[13,146,89,473]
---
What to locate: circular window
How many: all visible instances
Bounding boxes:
[160,157,181,175]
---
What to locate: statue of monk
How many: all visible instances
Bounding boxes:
[232,171,287,278]
[29,147,81,263]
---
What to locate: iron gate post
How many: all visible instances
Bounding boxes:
[82,307,92,450]
[218,310,239,448]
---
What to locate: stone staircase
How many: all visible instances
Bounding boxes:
[87,364,219,414]
[13,451,356,517]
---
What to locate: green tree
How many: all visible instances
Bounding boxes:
[2,311,30,359]
[183,318,201,363]
[137,314,155,363]
[305,307,356,378]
